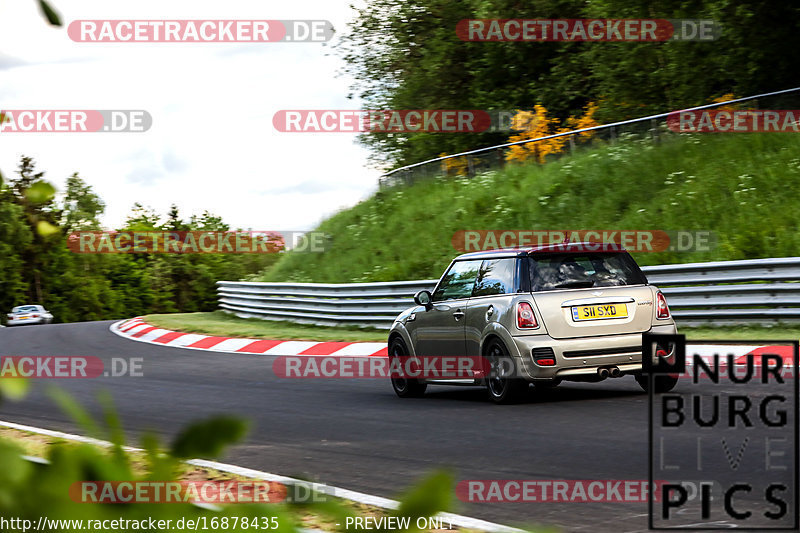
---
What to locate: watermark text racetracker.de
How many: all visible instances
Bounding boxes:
[68,231,329,254]
[667,110,800,133]
[273,356,491,379]
[459,479,669,502]
[459,479,730,504]
[73,479,345,504]
[68,20,333,42]
[0,110,151,133]
[456,19,720,42]
[273,109,528,133]
[72,481,286,504]
[452,230,716,253]
[0,356,143,378]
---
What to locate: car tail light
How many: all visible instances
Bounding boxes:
[656,291,670,319]
[32,314,39,318]
[517,302,538,329]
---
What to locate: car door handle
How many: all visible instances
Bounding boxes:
[452,309,465,320]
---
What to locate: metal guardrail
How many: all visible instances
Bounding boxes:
[217,280,438,328]
[218,257,800,329]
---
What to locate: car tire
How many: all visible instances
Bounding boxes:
[485,338,529,404]
[389,337,427,398]
[635,374,679,393]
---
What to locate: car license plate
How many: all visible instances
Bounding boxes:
[571,303,628,321]
[18,316,29,320]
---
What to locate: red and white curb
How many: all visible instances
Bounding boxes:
[682,344,796,367]
[111,318,388,357]
[111,318,795,367]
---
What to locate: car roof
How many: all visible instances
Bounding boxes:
[454,242,626,261]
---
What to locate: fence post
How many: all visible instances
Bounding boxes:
[650,118,660,144]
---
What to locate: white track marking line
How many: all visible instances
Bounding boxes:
[0,419,524,533]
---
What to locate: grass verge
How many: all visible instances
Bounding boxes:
[257,132,800,283]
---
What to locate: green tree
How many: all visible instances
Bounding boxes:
[340,0,800,167]
[60,172,105,231]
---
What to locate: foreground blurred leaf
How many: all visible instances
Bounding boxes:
[25,181,56,204]
[0,377,29,401]
[0,440,31,488]
[171,416,248,459]
[36,220,59,237]
[37,0,61,26]
[48,387,101,438]
[391,470,452,532]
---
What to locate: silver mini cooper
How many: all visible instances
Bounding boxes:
[387,243,678,403]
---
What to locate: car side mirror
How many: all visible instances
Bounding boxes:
[413,290,432,307]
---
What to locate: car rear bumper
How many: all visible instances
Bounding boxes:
[6,317,46,326]
[510,323,678,381]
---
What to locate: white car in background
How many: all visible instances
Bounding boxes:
[6,305,54,326]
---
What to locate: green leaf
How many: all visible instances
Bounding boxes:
[48,387,102,438]
[0,377,28,401]
[170,416,248,459]
[36,220,59,237]
[0,440,31,485]
[37,0,62,26]
[25,180,56,204]
[391,470,453,531]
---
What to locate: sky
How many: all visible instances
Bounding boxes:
[0,0,375,231]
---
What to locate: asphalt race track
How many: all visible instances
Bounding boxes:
[0,322,793,532]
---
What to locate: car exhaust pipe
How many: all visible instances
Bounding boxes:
[597,368,609,380]
[609,366,622,378]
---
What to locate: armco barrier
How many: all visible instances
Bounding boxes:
[218,257,800,328]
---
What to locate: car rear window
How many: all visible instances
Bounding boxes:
[528,253,647,292]
[13,306,38,313]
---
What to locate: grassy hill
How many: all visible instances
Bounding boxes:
[258,132,800,283]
